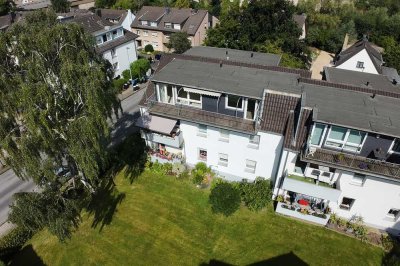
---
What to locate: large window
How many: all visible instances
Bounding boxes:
[226,95,243,110]
[177,88,201,108]
[389,139,400,154]
[246,99,257,120]
[158,84,174,104]
[325,126,366,152]
[310,123,326,146]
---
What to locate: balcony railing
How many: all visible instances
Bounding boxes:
[147,101,256,133]
[142,130,184,149]
[301,146,400,179]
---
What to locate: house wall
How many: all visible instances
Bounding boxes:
[133,28,165,51]
[121,10,135,32]
[180,121,283,181]
[274,149,297,196]
[336,49,379,74]
[335,170,400,232]
[191,13,209,47]
[102,40,138,77]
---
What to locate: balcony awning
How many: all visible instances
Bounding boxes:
[135,114,177,135]
[282,177,341,202]
[183,87,221,97]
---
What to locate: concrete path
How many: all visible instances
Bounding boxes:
[310,50,335,80]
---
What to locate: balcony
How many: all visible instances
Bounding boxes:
[276,202,330,225]
[301,147,400,179]
[147,101,256,134]
[142,130,183,148]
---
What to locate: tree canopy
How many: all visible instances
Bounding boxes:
[0,10,120,240]
[0,0,14,16]
[166,32,192,54]
[122,58,151,80]
[50,0,70,13]
[205,0,310,68]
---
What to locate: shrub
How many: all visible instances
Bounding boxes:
[172,162,186,176]
[113,78,127,92]
[144,44,154,53]
[382,234,395,252]
[191,162,212,185]
[177,169,190,180]
[239,177,272,211]
[209,182,241,216]
[0,227,33,259]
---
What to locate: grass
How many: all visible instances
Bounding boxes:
[11,171,384,266]
[288,174,333,188]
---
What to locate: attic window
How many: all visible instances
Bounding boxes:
[356,61,364,69]
[150,21,157,27]
[141,20,148,25]
[165,22,171,28]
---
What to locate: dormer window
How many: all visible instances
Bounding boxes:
[173,23,181,30]
[165,22,171,29]
[356,61,364,69]
[141,20,148,26]
[96,36,103,45]
[389,139,400,154]
[150,21,157,27]
[225,95,243,110]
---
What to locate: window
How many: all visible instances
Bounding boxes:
[351,174,366,186]
[158,84,174,104]
[389,139,400,154]
[112,62,118,70]
[165,22,171,29]
[246,99,257,120]
[136,30,140,35]
[198,124,207,137]
[198,148,207,161]
[387,209,400,221]
[102,34,107,43]
[152,41,159,48]
[151,32,158,37]
[96,36,103,45]
[248,135,260,149]
[226,95,243,110]
[111,48,116,58]
[310,123,326,146]
[143,30,148,36]
[106,32,112,41]
[173,23,181,30]
[356,61,364,68]
[339,197,355,210]
[150,21,157,27]
[219,129,229,142]
[218,153,228,167]
[177,88,201,108]
[141,20,148,26]
[325,126,366,152]
[245,159,256,174]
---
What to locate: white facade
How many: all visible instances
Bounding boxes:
[336,49,379,74]
[121,10,135,32]
[335,170,400,232]
[180,120,283,181]
[102,40,137,78]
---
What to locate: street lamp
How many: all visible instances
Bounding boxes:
[126,47,133,82]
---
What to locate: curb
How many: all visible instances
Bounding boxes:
[0,166,10,175]
[118,84,147,102]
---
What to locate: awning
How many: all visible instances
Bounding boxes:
[183,87,221,97]
[282,177,341,202]
[135,114,177,135]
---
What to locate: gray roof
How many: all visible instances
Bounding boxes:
[303,83,400,138]
[96,30,138,54]
[131,6,208,36]
[324,67,400,94]
[152,58,300,99]
[184,46,281,66]
[382,66,400,84]
[66,14,114,34]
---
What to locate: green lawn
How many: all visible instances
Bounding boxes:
[12,171,384,266]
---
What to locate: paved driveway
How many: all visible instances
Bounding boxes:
[310,50,335,80]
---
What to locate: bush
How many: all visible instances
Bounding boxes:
[144,44,154,53]
[239,177,271,211]
[191,162,212,185]
[172,162,186,177]
[382,234,395,252]
[113,78,127,92]
[209,182,241,216]
[0,227,33,260]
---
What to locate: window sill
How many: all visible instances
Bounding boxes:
[198,157,207,162]
[247,144,259,150]
[218,138,229,143]
[245,168,255,174]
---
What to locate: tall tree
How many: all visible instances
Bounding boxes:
[174,0,190,8]
[50,0,70,13]
[166,32,192,53]
[0,10,119,240]
[0,0,14,16]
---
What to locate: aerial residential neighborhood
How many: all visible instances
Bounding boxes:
[1,0,400,265]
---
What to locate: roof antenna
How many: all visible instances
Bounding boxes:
[225,50,228,55]
[366,81,370,86]
[371,93,376,99]
[251,52,253,58]
[219,60,222,68]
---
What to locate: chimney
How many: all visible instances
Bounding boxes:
[96,9,102,18]
[371,93,376,99]
[366,81,370,86]
[251,52,253,58]
[219,60,222,68]
[393,79,398,85]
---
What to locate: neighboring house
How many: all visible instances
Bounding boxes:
[131,6,215,52]
[96,9,135,32]
[293,13,306,40]
[17,0,95,10]
[137,46,400,233]
[333,36,384,75]
[63,13,138,78]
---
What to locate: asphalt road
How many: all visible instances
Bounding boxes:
[0,88,146,225]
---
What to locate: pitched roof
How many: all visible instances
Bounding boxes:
[131,6,208,36]
[68,14,114,34]
[335,37,384,73]
[184,46,281,66]
[96,30,138,53]
[324,67,400,94]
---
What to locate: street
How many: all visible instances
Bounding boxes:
[0,88,146,226]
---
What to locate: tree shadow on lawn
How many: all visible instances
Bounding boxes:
[201,252,308,266]
[10,244,46,266]
[86,178,126,232]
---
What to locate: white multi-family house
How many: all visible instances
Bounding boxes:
[63,13,138,78]
[137,46,400,234]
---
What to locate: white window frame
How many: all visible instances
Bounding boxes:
[165,22,171,29]
[96,36,103,45]
[176,89,202,108]
[350,173,366,186]
[112,62,119,70]
[219,129,229,142]
[151,32,158,37]
[387,208,400,221]
[173,23,181,30]
[245,159,256,174]
[324,126,367,153]
[248,135,260,149]
[244,99,258,120]
[143,30,148,36]
[150,21,157,27]
[225,95,244,111]
[356,61,364,69]
[218,153,228,167]
[309,123,328,147]
[141,20,148,26]
[389,139,400,155]
[339,197,355,210]
[197,124,207,137]
[198,148,207,161]
[152,41,159,48]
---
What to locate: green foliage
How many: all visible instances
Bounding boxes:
[129,58,150,79]
[191,162,212,185]
[0,10,119,241]
[209,181,241,216]
[113,0,146,11]
[147,161,174,175]
[95,0,116,8]
[172,162,186,176]
[113,78,128,92]
[238,177,271,212]
[144,44,154,53]
[0,227,33,259]
[0,0,14,16]
[50,0,70,12]
[381,234,395,252]
[166,32,191,54]
[174,0,190,8]
[122,69,131,80]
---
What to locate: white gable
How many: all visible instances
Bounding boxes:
[336,48,379,75]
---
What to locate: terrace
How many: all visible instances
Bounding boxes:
[147,101,256,134]
[301,147,400,179]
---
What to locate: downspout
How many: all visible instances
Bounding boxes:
[216,94,221,113]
